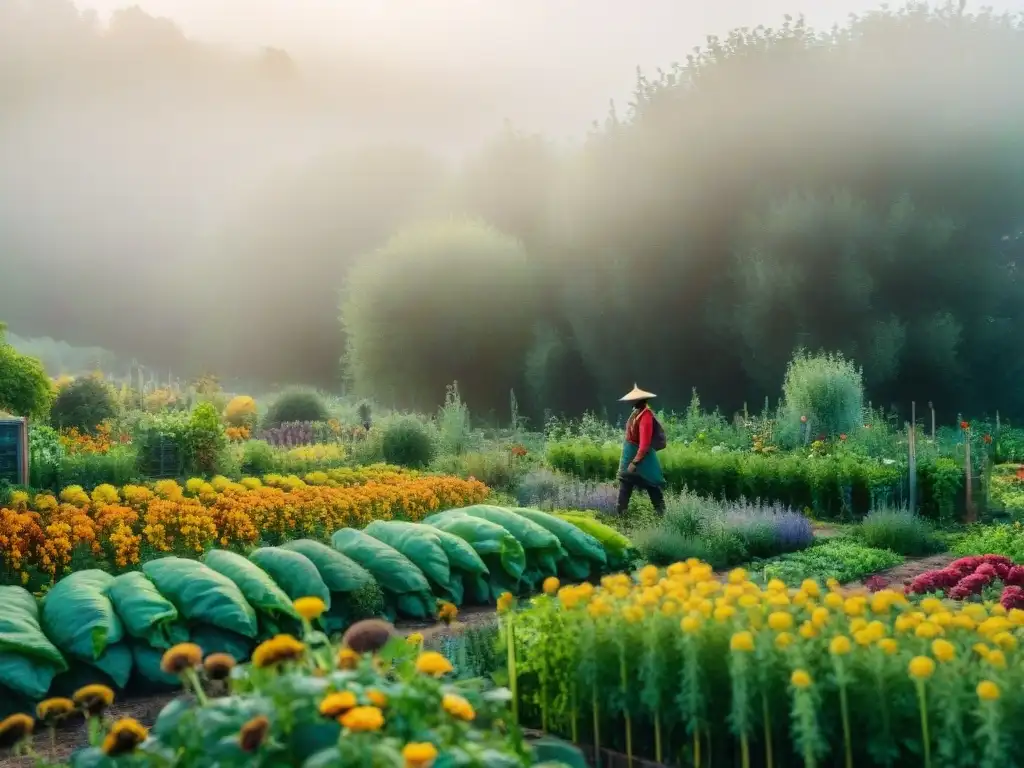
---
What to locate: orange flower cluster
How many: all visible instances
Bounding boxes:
[0,472,488,584]
[225,426,252,442]
[59,423,114,455]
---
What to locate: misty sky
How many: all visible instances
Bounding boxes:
[76,0,1024,129]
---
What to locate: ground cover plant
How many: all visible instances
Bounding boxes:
[854,506,943,557]
[507,562,1024,768]
[0,505,626,718]
[752,539,905,586]
[952,523,1024,563]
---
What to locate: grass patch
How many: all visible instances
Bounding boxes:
[751,539,904,585]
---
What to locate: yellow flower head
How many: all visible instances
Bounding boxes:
[681,614,702,634]
[203,653,237,681]
[367,689,389,708]
[341,706,385,732]
[101,718,148,757]
[294,596,327,621]
[639,565,659,586]
[497,592,515,614]
[829,635,852,656]
[542,577,561,596]
[790,669,812,689]
[986,650,1007,669]
[415,651,453,677]
[908,656,935,681]
[976,680,1000,701]
[438,601,459,624]
[775,632,794,650]
[801,579,821,598]
[36,698,75,724]
[992,631,1017,651]
[406,633,424,647]
[0,713,34,749]
[319,692,358,718]
[914,621,941,639]
[251,634,306,668]
[768,611,794,631]
[713,605,736,621]
[730,631,755,652]
[72,684,115,716]
[931,639,955,663]
[160,643,203,676]
[877,638,898,655]
[799,621,818,639]
[442,693,476,721]
[403,741,439,768]
[726,568,748,585]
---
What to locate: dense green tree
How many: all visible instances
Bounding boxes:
[0,323,53,419]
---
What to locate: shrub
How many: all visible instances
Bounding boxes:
[436,381,475,456]
[183,403,227,476]
[0,324,53,419]
[780,349,864,441]
[723,499,815,559]
[856,505,940,556]
[757,539,904,585]
[49,375,116,433]
[952,523,1024,562]
[224,395,257,427]
[434,450,518,491]
[381,415,436,468]
[263,390,329,427]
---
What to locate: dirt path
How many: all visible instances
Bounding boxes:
[844,552,955,591]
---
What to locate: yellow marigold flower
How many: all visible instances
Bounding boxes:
[973,642,991,658]
[639,565,659,586]
[737,594,759,609]
[341,706,385,732]
[681,614,702,634]
[497,592,515,614]
[992,631,1017,651]
[251,634,306,668]
[849,617,868,633]
[438,601,459,624]
[0,713,34,749]
[730,631,755,652]
[843,597,866,616]
[203,653,237,681]
[661,599,679,616]
[239,715,270,752]
[320,692,358,718]
[403,741,439,768]
[932,611,952,627]
[542,577,560,595]
[811,606,830,628]
[588,598,613,618]
[829,635,852,656]
[102,717,148,757]
[920,597,944,615]
[826,577,840,591]
[877,638,898,655]
[768,611,793,631]
[977,680,1000,701]
[775,632,794,650]
[986,650,1007,669]
[799,621,817,639]
[990,603,1008,616]
[790,669,812,689]
[978,617,1012,637]
[406,633,424,647]
[367,689,388,708]
[801,579,821,598]
[36,697,75,724]
[160,643,203,675]
[914,621,941,639]
[713,605,736,621]
[294,597,327,621]
[931,639,955,663]
[1008,608,1024,626]
[908,656,935,681]
[962,604,988,621]
[952,613,977,631]
[442,693,476,721]
[415,651,453,677]
[766,578,787,592]
[72,684,115,716]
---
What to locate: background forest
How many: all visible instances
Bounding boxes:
[2,1,1023,421]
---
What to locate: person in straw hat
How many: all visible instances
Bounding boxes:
[617,384,666,515]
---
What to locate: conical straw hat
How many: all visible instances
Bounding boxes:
[619,384,656,402]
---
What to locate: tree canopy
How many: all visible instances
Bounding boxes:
[0,323,54,419]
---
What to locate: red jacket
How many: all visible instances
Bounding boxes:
[625,408,654,462]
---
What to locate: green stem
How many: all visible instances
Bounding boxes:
[741,732,750,768]
[620,645,632,768]
[917,683,932,768]
[185,668,209,706]
[838,679,852,768]
[570,686,579,744]
[693,726,700,768]
[592,684,601,768]
[654,711,662,765]
[762,691,774,768]
[506,617,518,726]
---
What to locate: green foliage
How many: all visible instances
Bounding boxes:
[50,376,116,433]
[263,390,330,427]
[183,403,227,476]
[780,349,864,442]
[133,412,188,480]
[756,539,904,586]
[854,506,941,556]
[381,415,436,468]
[436,381,475,457]
[434,450,521,492]
[952,523,1024,562]
[340,218,540,413]
[239,439,277,476]
[0,323,53,419]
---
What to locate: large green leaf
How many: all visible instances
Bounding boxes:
[143,557,258,639]
[431,527,490,576]
[0,585,67,698]
[190,625,256,662]
[87,642,133,689]
[40,570,123,662]
[278,540,374,593]
[425,516,526,581]
[204,550,299,631]
[513,507,607,564]
[555,513,632,568]
[248,547,331,608]
[130,642,181,689]
[106,572,180,649]
[432,505,565,556]
[364,520,452,589]
[330,528,430,596]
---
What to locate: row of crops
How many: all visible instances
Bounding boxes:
[0,505,631,717]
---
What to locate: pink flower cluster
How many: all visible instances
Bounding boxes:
[907,555,1024,610]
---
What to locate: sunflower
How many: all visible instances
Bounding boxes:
[36,698,76,725]
[203,653,237,681]
[239,715,270,753]
[414,651,453,677]
[0,714,33,749]
[251,635,306,668]
[160,643,204,675]
[340,706,385,733]
[72,684,115,716]
[319,692,357,718]
[101,718,148,757]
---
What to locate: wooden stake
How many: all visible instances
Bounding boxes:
[909,404,917,513]
[928,401,935,441]
[965,432,974,523]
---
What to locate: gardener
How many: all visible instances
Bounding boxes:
[617,384,666,515]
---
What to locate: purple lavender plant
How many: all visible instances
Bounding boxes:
[722,499,814,558]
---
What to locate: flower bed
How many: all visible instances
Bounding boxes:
[907,555,1024,609]
[0,468,488,581]
[507,562,1024,767]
